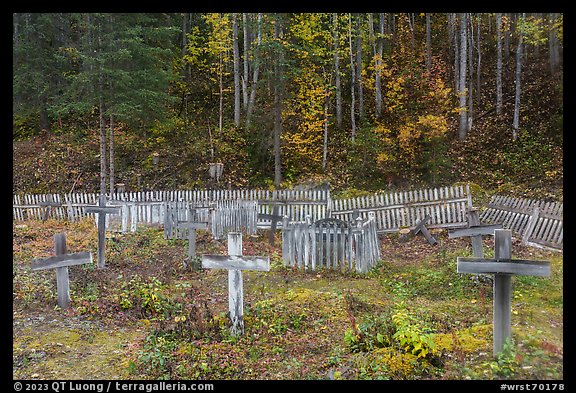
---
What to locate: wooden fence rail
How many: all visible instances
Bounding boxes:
[479,195,563,250]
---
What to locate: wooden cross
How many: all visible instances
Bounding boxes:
[176,212,208,257]
[457,229,550,357]
[31,233,93,309]
[258,205,283,245]
[449,208,502,258]
[39,200,61,221]
[410,215,438,245]
[201,232,270,336]
[85,195,121,268]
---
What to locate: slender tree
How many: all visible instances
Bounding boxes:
[513,13,525,141]
[355,14,364,121]
[273,13,284,186]
[348,13,356,141]
[245,13,262,128]
[458,13,468,140]
[426,13,432,72]
[496,13,503,115]
[333,13,342,128]
[232,13,241,127]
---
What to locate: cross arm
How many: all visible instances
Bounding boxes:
[85,206,121,214]
[456,257,550,276]
[31,252,93,271]
[201,255,270,271]
[177,221,209,230]
[448,224,503,238]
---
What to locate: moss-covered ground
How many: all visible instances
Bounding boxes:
[12,218,563,380]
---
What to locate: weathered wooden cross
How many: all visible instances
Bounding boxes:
[85,195,121,268]
[31,233,93,308]
[201,232,270,336]
[449,208,502,258]
[402,214,438,245]
[39,200,61,221]
[457,229,550,357]
[177,211,208,258]
[258,204,283,245]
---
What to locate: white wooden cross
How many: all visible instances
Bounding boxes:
[457,229,550,357]
[201,232,270,336]
[31,233,93,308]
[85,195,121,268]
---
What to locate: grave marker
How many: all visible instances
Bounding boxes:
[177,212,209,258]
[31,233,93,308]
[457,229,550,356]
[449,208,502,257]
[258,204,283,245]
[85,195,121,268]
[406,215,438,245]
[39,200,61,221]
[201,232,270,336]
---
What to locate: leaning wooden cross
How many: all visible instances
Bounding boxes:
[39,200,61,221]
[457,229,550,357]
[449,208,502,258]
[85,195,121,268]
[31,233,93,308]
[400,214,438,245]
[201,232,270,336]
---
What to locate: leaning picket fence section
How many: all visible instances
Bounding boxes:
[281,213,380,273]
[479,195,563,250]
[331,184,471,233]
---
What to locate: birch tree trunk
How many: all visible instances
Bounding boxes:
[232,13,241,127]
[458,13,468,141]
[242,13,250,112]
[467,14,474,133]
[426,13,431,72]
[348,13,356,141]
[548,13,560,73]
[355,14,364,121]
[245,13,262,128]
[513,14,524,141]
[333,13,342,129]
[109,114,115,194]
[273,14,283,186]
[496,13,503,115]
[374,13,384,119]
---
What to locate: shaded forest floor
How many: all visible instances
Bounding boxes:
[13,218,563,380]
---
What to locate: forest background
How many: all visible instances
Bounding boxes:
[12,13,563,201]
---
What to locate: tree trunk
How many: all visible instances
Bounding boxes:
[496,13,503,115]
[548,13,560,73]
[246,13,262,128]
[109,114,115,194]
[242,13,250,112]
[333,13,342,129]
[348,13,356,141]
[99,98,107,196]
[273,14,283,187]
[476,14,482,103]
[426,13,432,72]
[374,13,384,119]
[322,91,329,171]
[458,13,468,141]
[218,51,223,136]
[503,13,510,60]
[452,13,460,92]
[513,14,524,141]
[468,14,474,133]
[232,13,241,128]
[355,14,364,121]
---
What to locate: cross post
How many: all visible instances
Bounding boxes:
[85,195,121,268]
[457,229,550,357]
[201,232,270,336]
[39,200,61,221]
[448,208,502,258]
[31,233,93,308]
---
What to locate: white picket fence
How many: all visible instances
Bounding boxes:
[281,212,380,273]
